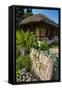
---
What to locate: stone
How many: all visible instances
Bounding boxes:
[30,48,54,80]
[27,72,30,76]
[19,76,22,80]
[26,76,29,80]
[23,75,26,79]
[20,68,26,76]
[32,79,37,81]
[26,74,29,79]
[26,77,31,82]
[20,47,26,56]
[16,78,20,82]
[30,74,32,77]
[22,78,25,82]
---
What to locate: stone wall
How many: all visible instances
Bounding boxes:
[30,48,54,80]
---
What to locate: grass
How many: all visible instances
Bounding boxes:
[16,55,32,78]
[48,41,58,48]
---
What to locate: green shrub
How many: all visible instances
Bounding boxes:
[16,30,38,51]
[48,41,58,48]
[16,30,38,77]
[16,30,26,47]
[40,40,49,51]
[20,55,31,71]
[24,31,38,49]
[16,55,32,77]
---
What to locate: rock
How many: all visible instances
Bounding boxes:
[16,68,40,82]
[32,79,37,81]
[16,78,20,82]
[26,74,29,80]
[20,47,26,56]
[27,72,30,76]
[22,78,25,82]
[26,77,31,82]
[29,74,32,78]
[21,68,26,73]
[22,75,26,79]
[19,76,22,79]
[20,68,26,76]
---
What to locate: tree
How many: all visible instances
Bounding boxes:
[16,7,33,29]
[26,8,32,15]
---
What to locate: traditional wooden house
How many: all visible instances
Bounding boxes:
[19,14,58,41]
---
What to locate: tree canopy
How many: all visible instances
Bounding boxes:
[16,7,33,28]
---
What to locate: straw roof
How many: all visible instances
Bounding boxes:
[19,14,58,28]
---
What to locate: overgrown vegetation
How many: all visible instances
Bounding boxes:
[16,55,31,78]
[48,41,58,48]
[16,30,59,80]
[39,40,59,80]
[16,30,38,52]
[16,8,33,29]
[16,30,38,77]
[40,40,49,51]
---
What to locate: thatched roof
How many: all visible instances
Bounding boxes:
[19,14,58,28]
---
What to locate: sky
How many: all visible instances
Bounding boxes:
[32,9,59,24]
